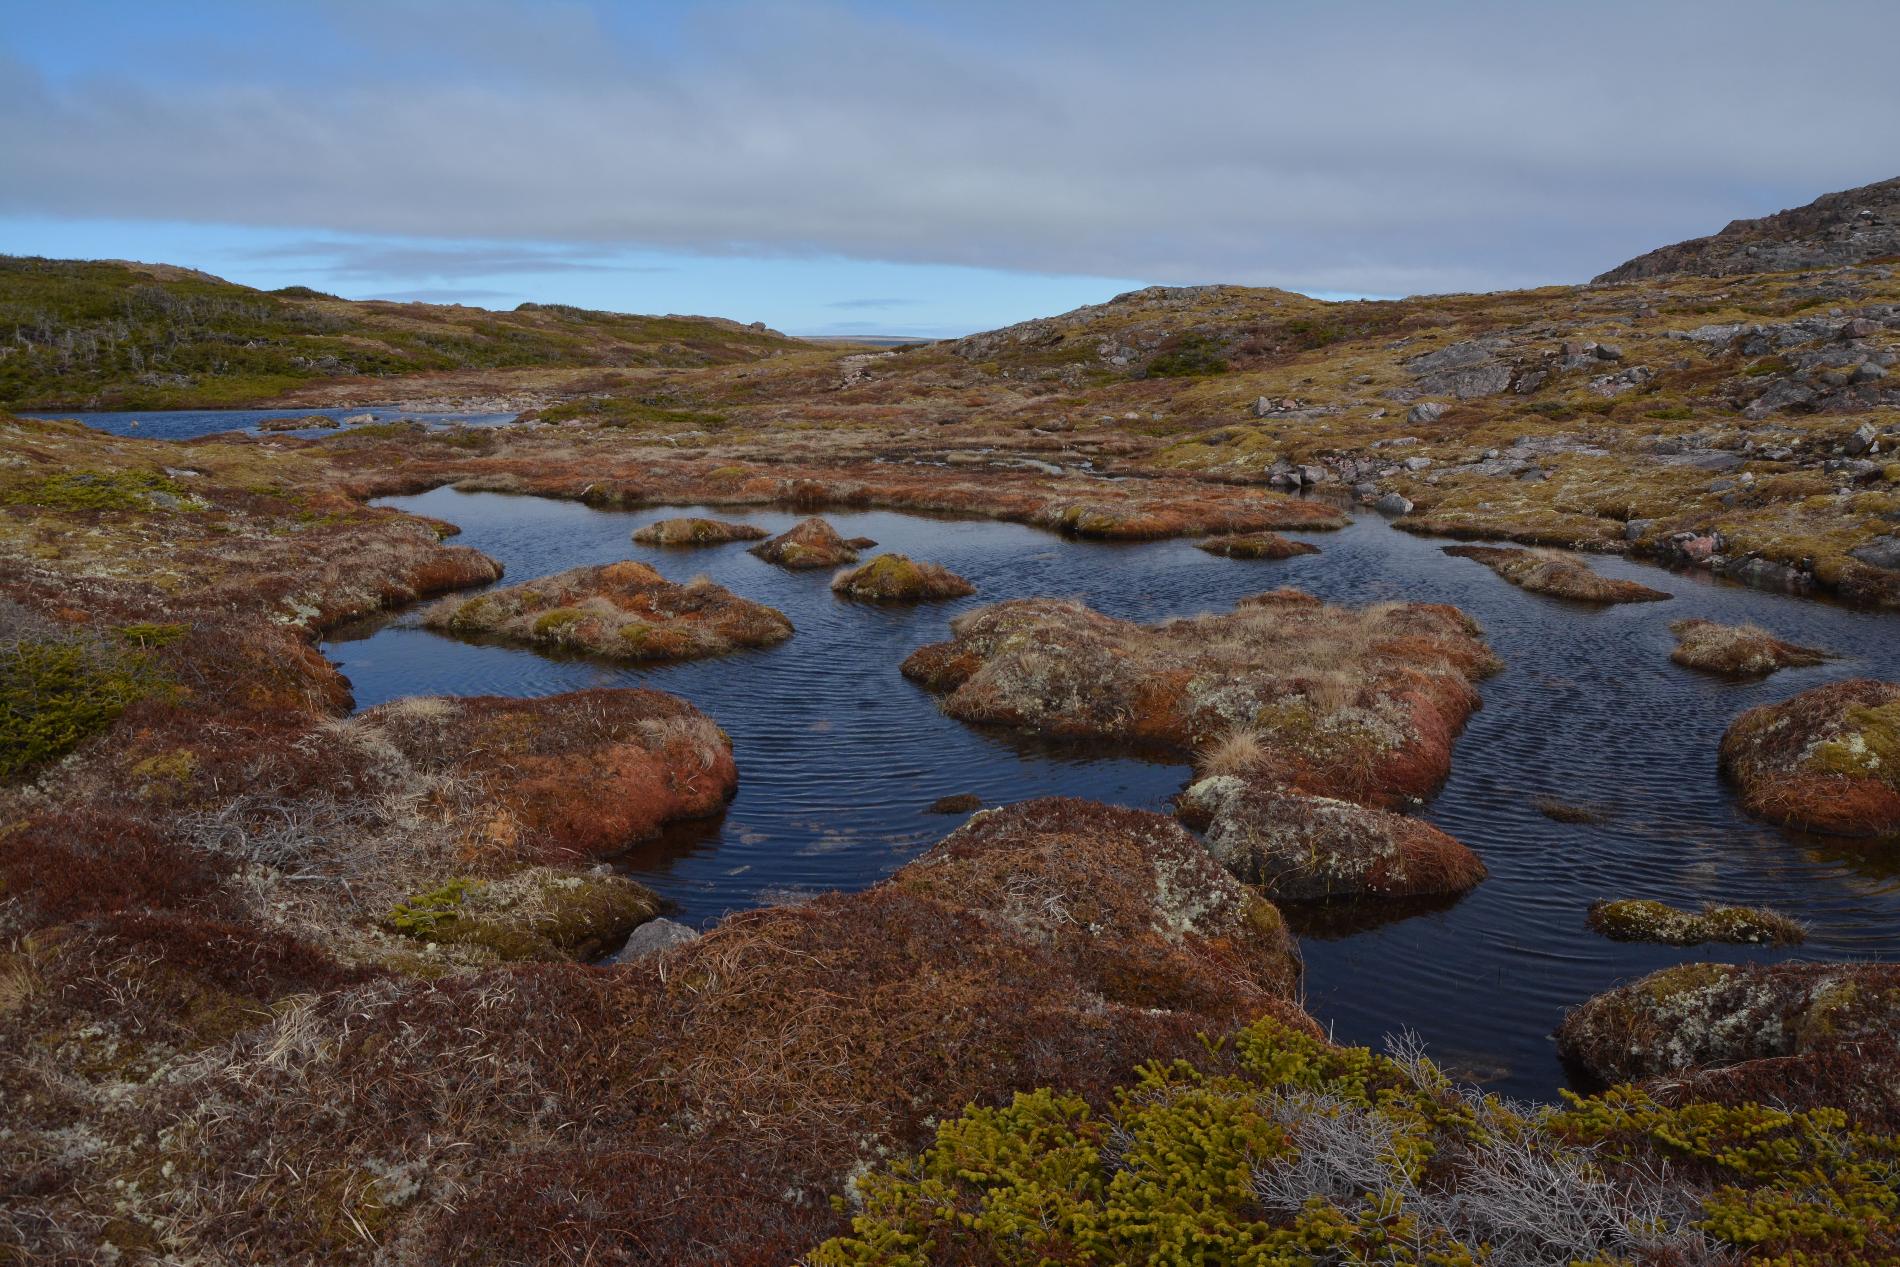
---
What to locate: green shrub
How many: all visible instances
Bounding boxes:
[813,1016,1900,1266]
[1144,335,1230,379]
[0,638,169,780]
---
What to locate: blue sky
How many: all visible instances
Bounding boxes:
[5,1,1897,336]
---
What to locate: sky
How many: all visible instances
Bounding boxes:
[4,0,1897,338]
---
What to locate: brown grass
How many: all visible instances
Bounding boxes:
[829,553,975,602]
[1669,618,1828,677]
[1443,545,1672,604]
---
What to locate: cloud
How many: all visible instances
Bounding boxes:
[360,287,516,304]
[824,297,920,309]
[240,239,674,282]
[3,1,1898,295]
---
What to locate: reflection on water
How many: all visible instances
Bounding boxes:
[324,487,1900,1100]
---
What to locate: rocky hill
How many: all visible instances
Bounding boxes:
[0,256,804,409]
[1596,175,1900,282]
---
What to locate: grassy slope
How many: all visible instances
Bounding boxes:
[0,256,805,409]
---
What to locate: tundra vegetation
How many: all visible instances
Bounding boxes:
[8,176,1900,1262]
[1443,544,1673,603]
[630,515,771,546]
[903,591,1500,808]
[1718,678,1900,836]
[829,553,976,602]
[750,515,864,568]
[1195,530,1321,559]
[1586,898,1807,947]
[421,560,794,661]
[1668,618,1830,676]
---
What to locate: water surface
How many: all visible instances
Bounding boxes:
[20,406,513,442]
[324,487,1900,1099]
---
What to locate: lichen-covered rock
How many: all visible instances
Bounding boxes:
[1443,544,1671,603]
[609,915,700,962]
[1718,678,1900,836]
[1585,898,1805,947]
[1195,532,1320,560]
[1177,776,1485,901]
[1669,618,1828,677]
[631,516,770,546]
[749,516,860,568]
[829,553,975,602]
[422,560,792,661]
[903,594,1497,807]
[1557,963,1900,1094]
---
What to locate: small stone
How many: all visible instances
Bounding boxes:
[1847,422,1879,456]
[1407,401,1447,424]
[1374,491,1414,515]
[612,918,699,963]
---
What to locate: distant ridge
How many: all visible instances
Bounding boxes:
[1596,176,1900,282]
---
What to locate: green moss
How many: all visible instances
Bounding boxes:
[1588,898,1805,946]
[116,622,188,649]
[385,873,660,962]
[1805,701,1900,787]
[1,638,170,781]
[531,607,586,637]
[538,397,727,429]
[0,468,185,512]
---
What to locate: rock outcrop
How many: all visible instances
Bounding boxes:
[1597,176,1900,282]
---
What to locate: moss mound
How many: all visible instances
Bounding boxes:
[386,869,661,962]
[423,560,793,661]
[1195,531,1320,560]
[630,516,770,546]
[829,553,975,602]
[1669,617,1829,677]
[1586,897,1805,946]
[749,516,860,568]
[1718,678,1900,836]
[1444,544,1671,603]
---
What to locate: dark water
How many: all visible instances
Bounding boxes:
[323,487,1900,1100]
[19,407,514,442]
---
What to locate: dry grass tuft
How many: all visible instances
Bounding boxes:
[1669,618,1829,677]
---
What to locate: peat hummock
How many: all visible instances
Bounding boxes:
[829,552,975,602]
[903,591,1498,808]
[423,560,793,661]
[1668,617,1828,677]
[1178,775,1486,901]
[1718,677,1900,836]
[631,515,771,546]
[1442,544,1671,603]
[1195,531,1320,560]
[749,515,861,568]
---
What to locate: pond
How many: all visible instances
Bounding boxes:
[20,407,514,441]
[324,486,1900,1100]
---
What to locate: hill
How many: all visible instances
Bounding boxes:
[0,256,804,409]
[1596,175,1900,282]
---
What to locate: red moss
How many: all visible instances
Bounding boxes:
[358,689,738,864]
[0,809,225,926]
